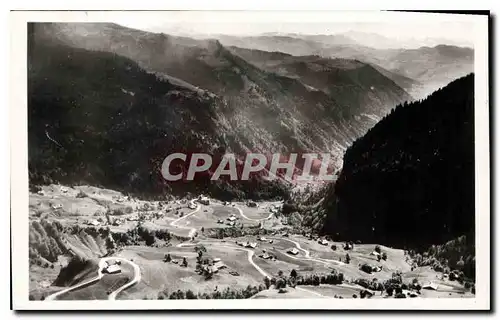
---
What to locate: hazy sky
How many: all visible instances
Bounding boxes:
[108,11,477,48]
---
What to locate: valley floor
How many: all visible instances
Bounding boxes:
[29,184,473,300]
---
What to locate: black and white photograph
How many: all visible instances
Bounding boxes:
[10,10,490,310]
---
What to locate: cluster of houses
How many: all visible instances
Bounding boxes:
[318,239,329,246]
[217,213,239,226]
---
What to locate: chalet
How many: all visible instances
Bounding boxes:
[104,264,121,274]
[51,203,63,210]
[287,248,299,255]
[198,196,210,205]
[422,282,439,290]
[213,261,227,270]
[259,253,273,260]
[318,239,328,246]
[372,266,382,272]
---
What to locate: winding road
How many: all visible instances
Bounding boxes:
[169,200,201,238]
[45,257,141,301]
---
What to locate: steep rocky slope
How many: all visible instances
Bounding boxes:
[29,23,413,199]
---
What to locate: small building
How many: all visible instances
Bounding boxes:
[227,216,237,221]
[213,258,221,263]
[287,248,299,255]
[259,253,272,260]
[188,203,197,210]
[104,264,121,274]
[60,187,68,193]
[51,203,63,210]
[318,239,328,246]
[247,201,257,208]
[90,220,100,226]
